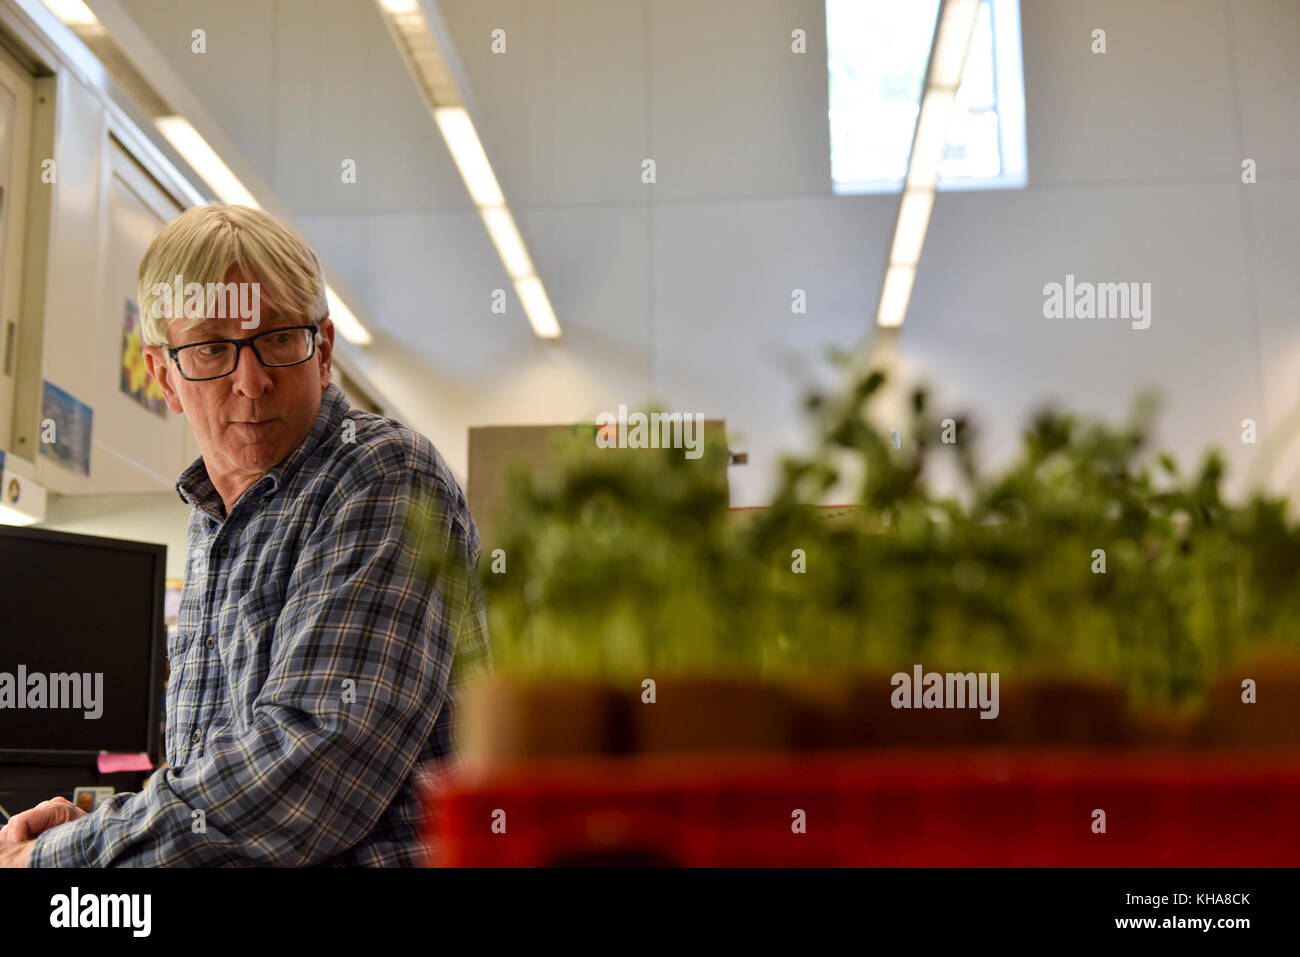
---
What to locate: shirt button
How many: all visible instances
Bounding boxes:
[205,636,216,649]
[217,546,230,559]
[191,728,202,743]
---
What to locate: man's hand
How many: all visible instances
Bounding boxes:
[0,797,87,842]
[0,840,33,868]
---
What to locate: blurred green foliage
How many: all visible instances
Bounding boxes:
[451,361,1300,707]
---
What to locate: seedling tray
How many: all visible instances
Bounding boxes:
[421,748,1300,866]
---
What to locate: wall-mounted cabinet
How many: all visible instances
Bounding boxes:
[4,42,195,495]
[0,38,32,462]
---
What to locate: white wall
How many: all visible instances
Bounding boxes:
[112,0,1300,512]
[37,490,190,578]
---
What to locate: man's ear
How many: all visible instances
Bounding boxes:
[143,345,185,414]
[316,318,335,390]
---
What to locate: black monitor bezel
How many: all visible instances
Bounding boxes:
[0,524,166,767]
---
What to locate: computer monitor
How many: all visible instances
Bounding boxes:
[0,525,166,764]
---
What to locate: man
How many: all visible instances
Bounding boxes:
[0,205,490,866]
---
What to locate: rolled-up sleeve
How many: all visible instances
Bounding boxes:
[30,465,476,867]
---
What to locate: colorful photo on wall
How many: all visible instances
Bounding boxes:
[121,298,168,417]
[39,380,93,476]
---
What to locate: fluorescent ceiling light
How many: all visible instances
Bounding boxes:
[434,107,505,207]
[43,0,98,27]
[889,189,935,268]
[325,288,373,347]
[929,0,981,88]
[514,275,560,340]
[905,89,956,189]
[876,0,979,328]
[155,116,261,209]
[376,5,561,339]
[480,207,533,281]
[876,265,916,329]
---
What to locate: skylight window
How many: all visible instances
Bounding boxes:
[828,0,1027,193]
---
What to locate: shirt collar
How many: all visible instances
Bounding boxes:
[175,383,351,519]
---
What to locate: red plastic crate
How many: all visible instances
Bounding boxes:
[420,749,1300,866]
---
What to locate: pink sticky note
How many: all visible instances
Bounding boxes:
[97,752,154,773]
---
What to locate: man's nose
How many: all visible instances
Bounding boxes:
[230,342,273,394]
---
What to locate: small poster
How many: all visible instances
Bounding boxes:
[120,298,168,417]
[164,578,183,623]
[39,380,93,476]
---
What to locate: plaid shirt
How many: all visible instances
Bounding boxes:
[30,383,491,866]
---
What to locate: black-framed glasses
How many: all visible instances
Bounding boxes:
[167,324,321,381]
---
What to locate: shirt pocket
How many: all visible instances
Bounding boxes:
[219,579,285,734]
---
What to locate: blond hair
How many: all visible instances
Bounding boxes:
[137,204,327,346]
